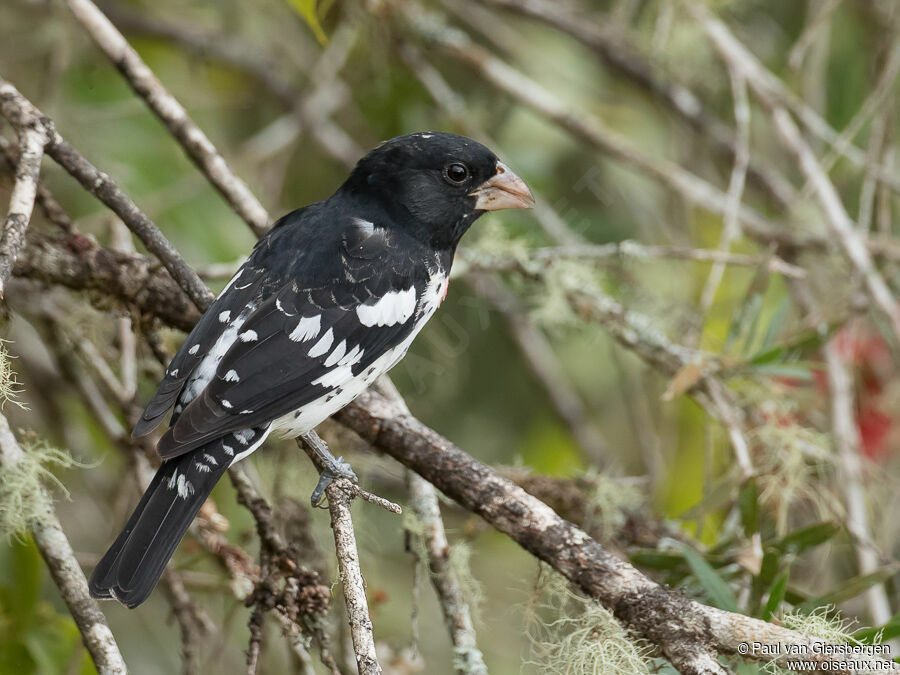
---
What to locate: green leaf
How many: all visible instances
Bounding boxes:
[799,565,900,613]
[761,569,789,621]
[855,611,900,644]
[773,521,841,556]
[759,296,790,351]
[737,478,759,536]
[682,547,739,613]
[629,550,686,571]
[287,0,328,45]
[749,323,840,366]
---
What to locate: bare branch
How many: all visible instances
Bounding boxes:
[466,273,611,466]
[325,479,382,675]
[684,2,900,342]
[13,230,201,332]
[482,0,797,207]
[337,390,895,673]
[0,415,127,674]
[0,136,74,233]
[64,0,270,236]
[0,77,213,311]
[0,95,47,297]
[407,472,488,675]
[399,5,786,245]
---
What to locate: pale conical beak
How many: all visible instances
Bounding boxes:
[470,162,535,211]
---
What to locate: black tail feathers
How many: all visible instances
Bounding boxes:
[89,446,229,608]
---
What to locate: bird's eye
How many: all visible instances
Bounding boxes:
[443,162,469,184]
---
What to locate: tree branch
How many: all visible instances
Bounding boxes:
[337,389,894,673]
[64,0,270,236]
[0,415,127,674]
[0,77,213,311]
[0,95,47,297]
[325,478,382,675]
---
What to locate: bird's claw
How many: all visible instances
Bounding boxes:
[310,455,358,508]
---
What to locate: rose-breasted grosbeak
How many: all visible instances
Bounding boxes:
[88,132,533,607]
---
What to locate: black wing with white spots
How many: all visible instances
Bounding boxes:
[151,215,444,459]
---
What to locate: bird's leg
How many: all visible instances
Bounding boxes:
[300,431,358,507]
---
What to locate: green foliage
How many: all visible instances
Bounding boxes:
[0,539,89,675]
[286,0,328,45]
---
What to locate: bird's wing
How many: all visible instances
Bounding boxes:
[155,222,438,459]
[132,262,273,437]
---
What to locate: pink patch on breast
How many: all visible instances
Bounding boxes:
[439,277,450,304]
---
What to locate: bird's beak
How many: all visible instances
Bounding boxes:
[470,162,535,211]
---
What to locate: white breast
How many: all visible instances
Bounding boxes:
[271,270,448,439]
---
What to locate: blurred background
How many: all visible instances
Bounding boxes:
[1,0,899,672]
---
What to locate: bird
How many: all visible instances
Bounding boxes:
[88,132,534,608]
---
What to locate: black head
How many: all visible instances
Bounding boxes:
[338,132,533,250]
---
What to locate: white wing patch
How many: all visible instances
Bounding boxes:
[357,286,417,327]
[224,369,240,382]
[239,330,258,342]
[308,327,334,358]
[289,315,321,342]
[324,340,347,367]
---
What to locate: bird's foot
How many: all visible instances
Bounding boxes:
[301,431,358,507]
[310,454,358,507]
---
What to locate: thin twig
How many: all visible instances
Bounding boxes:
[678,0,900,192]
[64,0,270,236]
[466,272,611,466]
[0,135,73,233]
[325,479,382,675]
[0,99,47,297]
[686,2,900,342]
[696,66,751,325]
[0,415,127,674]
[407,472,488,675]
[482,0,797,207]
[338,389,895,674]
[0,77,213,311]
[399,5,786,246]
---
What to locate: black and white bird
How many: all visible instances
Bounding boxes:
[88,132,534,608]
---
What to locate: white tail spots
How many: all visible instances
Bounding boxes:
[176,474,194,499]
[219,310,231,323]
[224,369,240,383]
[240,409,254,414]
[324,339,347,367]
[168,470,179,490]
[188,344,200,355]
[168,368,179,377]
[222,444,234,456]
[195,462,211,473]
[239,330,258,342]
[289,315,321,342]
[308,327,334,358]
[203,453,218,466]
[221,399,233,409]
[357,286,417,327]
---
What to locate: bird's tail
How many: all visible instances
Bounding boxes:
[88,442,231,608]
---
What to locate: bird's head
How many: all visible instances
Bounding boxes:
[341,132,534,250]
